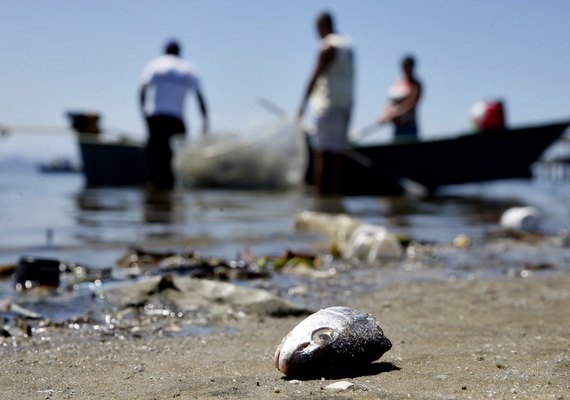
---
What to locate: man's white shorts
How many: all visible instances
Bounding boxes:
[315,107,351,153]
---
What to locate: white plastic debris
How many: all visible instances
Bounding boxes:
[500,206,541,233]
[294,211,362,256]
[294,211,403,264]
[345,224,403,262]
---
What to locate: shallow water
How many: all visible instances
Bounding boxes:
[1,161,569,320]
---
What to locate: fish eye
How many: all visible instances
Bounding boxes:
[312,327,335,345]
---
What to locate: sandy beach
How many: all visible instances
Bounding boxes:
[2,273,569,400]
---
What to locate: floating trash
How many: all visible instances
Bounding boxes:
[345,224,403,263]
[116,246,269,280]
[500,206,541,233]
[452,234,471,249]
[294,211,403,264]
[14,257,62,291]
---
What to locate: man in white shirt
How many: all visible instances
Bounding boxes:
[140,40,209,190]
[298,12,354,196]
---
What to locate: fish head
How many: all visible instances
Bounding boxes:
[275,318,340,376]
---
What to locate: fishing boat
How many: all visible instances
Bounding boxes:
[79,134,146,186]
[325,119,570,195]
[68,112,570,195]
[69,112,146,187]
[38,157,82,174]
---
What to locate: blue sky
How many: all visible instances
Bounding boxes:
[1,1,569,160]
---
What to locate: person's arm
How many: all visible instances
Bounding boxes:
[197,89,209,136]
[395,81,421,117]
[380,81,422,123]
[379,103,395,124]
[297,45,336,120]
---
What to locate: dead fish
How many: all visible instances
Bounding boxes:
[275,306,392,378]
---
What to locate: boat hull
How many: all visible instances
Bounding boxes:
[79,136,146,187]
[328,120,570,195]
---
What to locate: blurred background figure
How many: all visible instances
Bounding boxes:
[297,11,355,196]
[380,55,422,140]
[140,39,209,191]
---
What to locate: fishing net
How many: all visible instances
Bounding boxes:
[173,120,307,190]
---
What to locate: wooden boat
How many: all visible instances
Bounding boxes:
[69,112,146,187]
[78,134,145,186]
[69,112,570,194]
[319,119,570,196]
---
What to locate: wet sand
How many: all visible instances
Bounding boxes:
[2,274,569,399]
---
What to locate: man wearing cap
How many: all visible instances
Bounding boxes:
[140,40,209,190]
[297,11,354,196]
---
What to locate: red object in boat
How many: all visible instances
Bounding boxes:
[478,101,506,130]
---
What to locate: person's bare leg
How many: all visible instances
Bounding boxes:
[316,151,341,196]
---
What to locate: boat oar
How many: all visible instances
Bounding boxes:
[349,122,390,145]
[0,124,71,136]
[344,149,373,168]
[258,98,289,120]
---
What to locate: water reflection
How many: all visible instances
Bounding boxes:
[68,180,570,252]
[75,188,142,214]
[310,195,347,214]
[74,187,195,243]
[144,189,178,224]
[74,188,145,243]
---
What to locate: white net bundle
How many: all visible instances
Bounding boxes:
[173,120,307,190]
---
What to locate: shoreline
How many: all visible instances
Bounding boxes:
[2,273,569,399]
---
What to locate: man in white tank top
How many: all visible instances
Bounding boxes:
[140,40,209,190]
[298,12,354,196]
